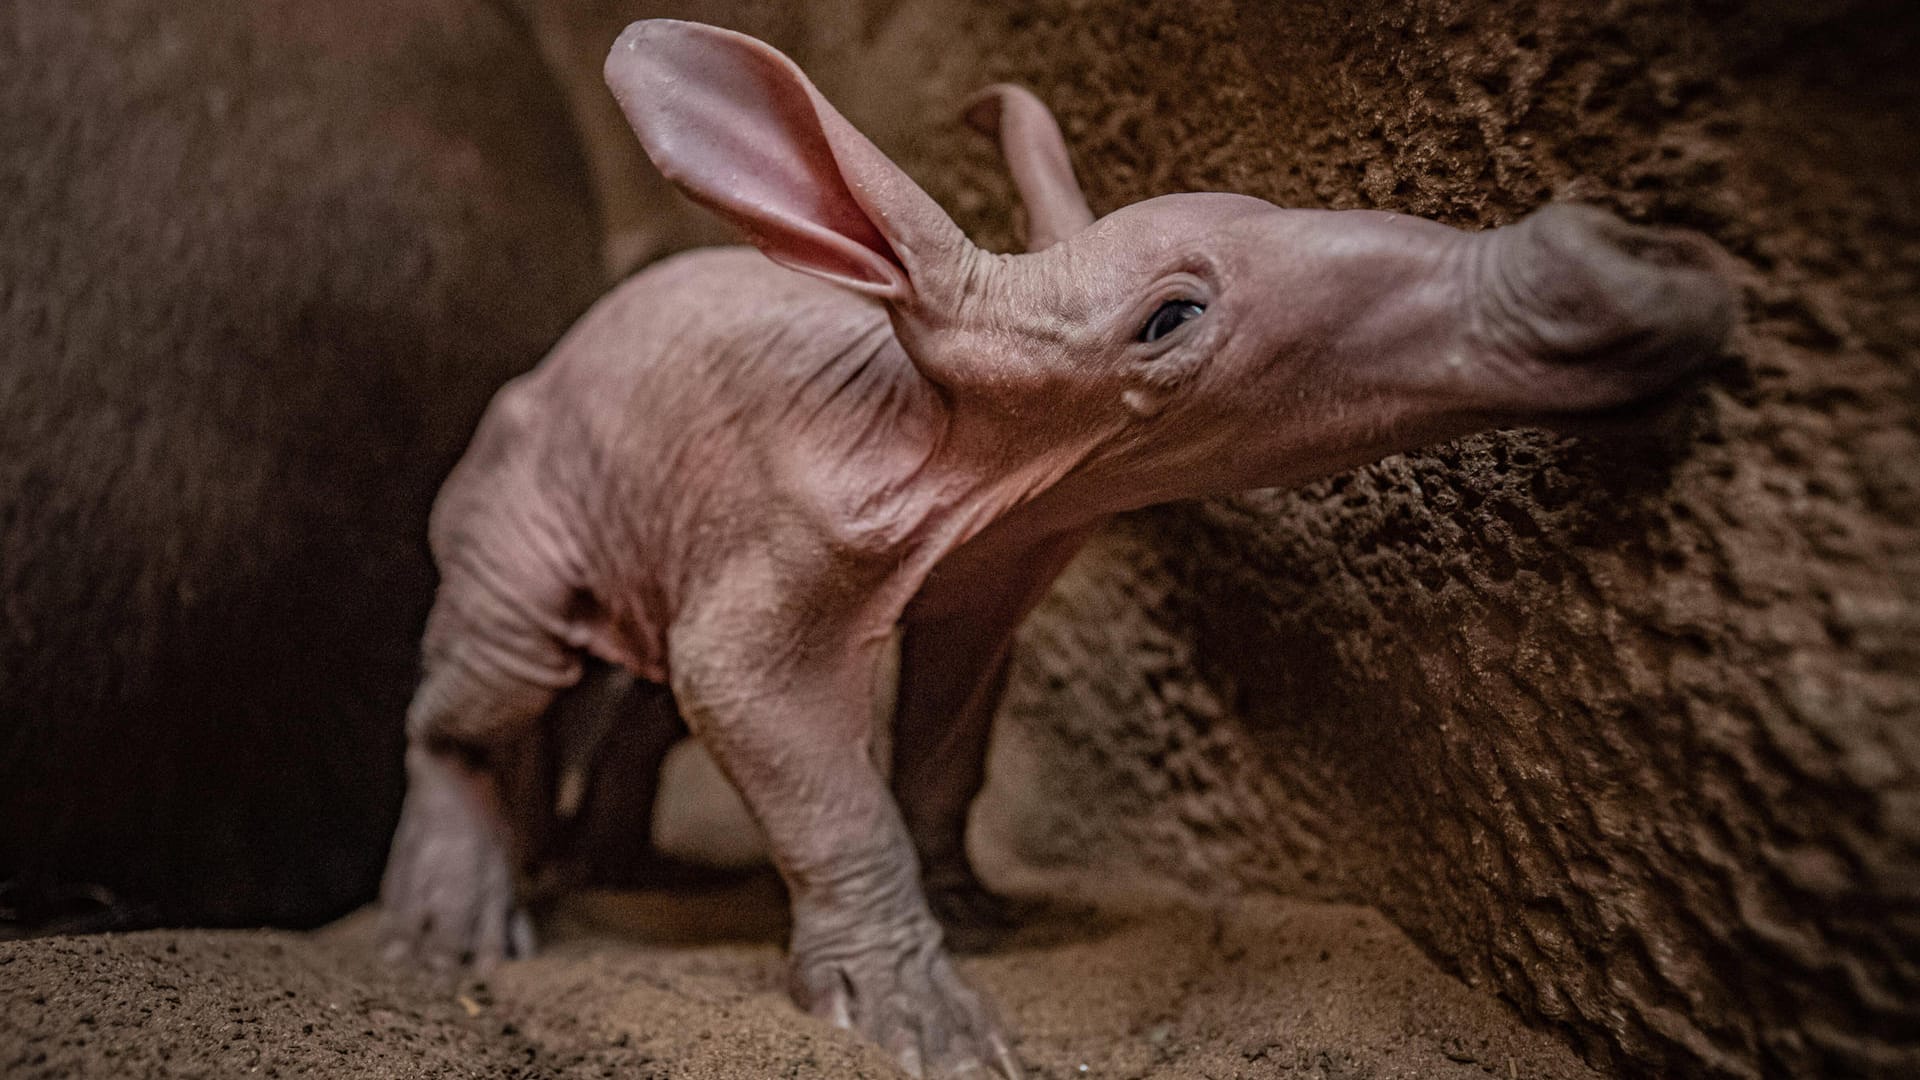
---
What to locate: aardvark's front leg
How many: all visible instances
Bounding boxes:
[669,597,1021,1080]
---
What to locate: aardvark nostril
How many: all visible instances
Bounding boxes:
[1486,202,1737,374]
[1557,203,1725,278]
[1605,224,1720,271]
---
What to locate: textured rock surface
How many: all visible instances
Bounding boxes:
[901,2,1918,1078]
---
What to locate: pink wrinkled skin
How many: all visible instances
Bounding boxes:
[378,20,1735,1079]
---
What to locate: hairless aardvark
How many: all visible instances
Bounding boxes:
[379,19,1735,1079]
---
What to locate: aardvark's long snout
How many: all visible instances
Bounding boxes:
[1471,203,1737,411]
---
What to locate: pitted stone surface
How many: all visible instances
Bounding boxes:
[919,2,1920,1077]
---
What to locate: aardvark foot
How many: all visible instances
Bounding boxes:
[792,917,1022,1078]
[378,754,534,972]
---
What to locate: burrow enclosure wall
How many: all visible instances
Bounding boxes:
[871,2,1917,1078]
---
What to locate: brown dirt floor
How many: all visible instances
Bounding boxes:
[0,874,1605,1080]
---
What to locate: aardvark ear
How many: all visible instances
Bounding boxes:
[963,84,1095,252]
[605,20,968,303]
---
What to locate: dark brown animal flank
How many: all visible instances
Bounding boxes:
[0,0,603,927]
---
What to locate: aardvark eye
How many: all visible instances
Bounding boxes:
[1139,299,1206,343]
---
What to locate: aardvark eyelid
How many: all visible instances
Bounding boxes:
[1139,299,1207,343]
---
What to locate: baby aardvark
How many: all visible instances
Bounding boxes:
[379,19,1734,1079]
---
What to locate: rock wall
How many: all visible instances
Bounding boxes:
[889,2,1917,1078]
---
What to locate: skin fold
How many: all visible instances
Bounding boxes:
[379,20,1735,1079]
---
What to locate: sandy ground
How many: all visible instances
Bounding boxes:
[0,872,1604,1080]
